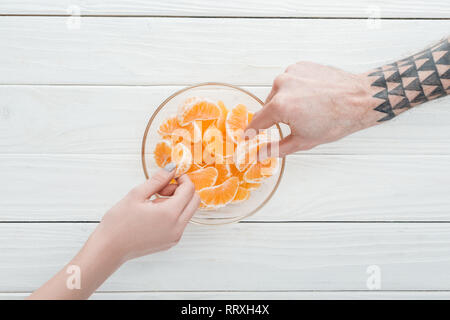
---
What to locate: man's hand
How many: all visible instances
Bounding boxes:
[247,37,449,157]
[246,61,379,156]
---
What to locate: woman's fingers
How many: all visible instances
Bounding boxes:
[178,193,201,225]
[169,174,196,213]
[157,183,178,197]
[131,164,176,200]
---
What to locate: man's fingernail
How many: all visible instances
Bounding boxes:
[164,162,176,172]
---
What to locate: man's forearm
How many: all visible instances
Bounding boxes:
[365,36,449,122]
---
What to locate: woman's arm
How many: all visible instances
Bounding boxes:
[28,163,199,300]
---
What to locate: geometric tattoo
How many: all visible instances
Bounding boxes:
[368,37,449,122]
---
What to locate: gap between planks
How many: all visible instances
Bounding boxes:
[0,14,449,20]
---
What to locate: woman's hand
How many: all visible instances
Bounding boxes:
[29,163,200,300]
[246,61,378,156]
[96,163,200,262]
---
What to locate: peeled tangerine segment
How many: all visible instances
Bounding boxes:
[154,140,172,168]
[158,116,181,136]
[243,157,279,183]
[226,104,248,143]
[203,124,235,164]
[233,186,250,203]
[198,177,239,208]
[216,100,229,134]
[171,142,192,176]
[234,131,269,172]
[241,182,261,190]
[158,116,201,144]
[214,163,231,185]
[178,97,221,126]
[186,167,218,191]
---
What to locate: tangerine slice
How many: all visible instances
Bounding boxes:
[187,167,218,191]
[203,124,235,164]
[248,112,254,123]
[234,131,270,172]
[226,104,248,143]
[171,142,192,176]
[200,119,216,135]
[158,116,181,137]
[243,157,278,183]
[217,100,229,134]
[214,163,231,185]
[241,182,261,190]
[187,163,202,173]
[198,177,239,208]
[232,186,250,203]
[178,97,221,126]
[154,140,172,168]
[159,116,202,145]
[170,123,202,146]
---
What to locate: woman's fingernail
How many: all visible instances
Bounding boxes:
[163,162,176,172]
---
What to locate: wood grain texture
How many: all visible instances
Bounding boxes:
[1,154,450,222]
[2,223,450,291]
[3,291,450,300]
[0,0,449,18]
[1,18,449,85]
[1,85,450,155]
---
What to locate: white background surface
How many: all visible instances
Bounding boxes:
[0,0,449,299]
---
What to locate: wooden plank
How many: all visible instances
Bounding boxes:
[3,291,450,300]
[1,154,450,222]
[0,0,449,18]
[2,223,450,291]
[2,85,450,155]
[0,18,449,85]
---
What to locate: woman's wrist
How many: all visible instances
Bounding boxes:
[85,224,128,268]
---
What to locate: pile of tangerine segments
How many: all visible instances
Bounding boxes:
[153,97,279,209]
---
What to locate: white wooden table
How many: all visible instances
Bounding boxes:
[1,1,450,300]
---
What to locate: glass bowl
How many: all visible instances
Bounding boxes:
[141,83,285,225]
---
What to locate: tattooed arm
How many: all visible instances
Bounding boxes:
[246,37,449,156]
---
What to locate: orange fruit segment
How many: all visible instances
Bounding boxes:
[226,104,248,143]
[187,167,218,191]
[154,140,172,168]
[233,186,250,203]
[198,177,239,208]
[248,112,254,123]
[171,142,192,176]
[243,157,278,183]
[178,97,221,126]
[158,116,181,137]
[203,124,235,164]
[214,163,231,185]
[234,131,270,172]
[241,182,261,190]
[159,116,201,145]
[217,100,229,134]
